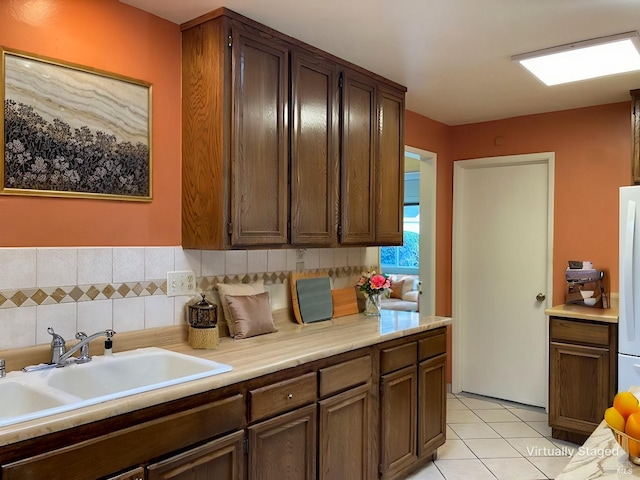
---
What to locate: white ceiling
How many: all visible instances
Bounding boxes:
[121,0,640,126]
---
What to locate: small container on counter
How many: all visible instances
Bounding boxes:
[187,294,219,349]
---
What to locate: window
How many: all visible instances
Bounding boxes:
[381,168,420,275]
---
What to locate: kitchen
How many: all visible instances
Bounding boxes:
[0,0,637,479]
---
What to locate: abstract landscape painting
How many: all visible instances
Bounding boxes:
[1,49,152,201]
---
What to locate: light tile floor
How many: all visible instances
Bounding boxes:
[407,392,581,480]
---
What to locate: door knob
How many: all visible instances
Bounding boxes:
[536,293,546,302]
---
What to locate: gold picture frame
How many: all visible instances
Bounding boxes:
[1,47,152,201]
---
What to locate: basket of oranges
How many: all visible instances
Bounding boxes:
[605,391,640,465]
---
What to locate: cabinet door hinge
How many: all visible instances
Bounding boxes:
[243,436,249,455]
[227,222,233,236]
[228,34,233,48]
[378,464,383,475]
[337,224,342,237]
[339,72,343,88]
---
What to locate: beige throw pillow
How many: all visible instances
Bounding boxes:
[390,280,405,299]
[217,280,265,337]
[225,291,277,339]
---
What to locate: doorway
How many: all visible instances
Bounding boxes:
[452,153,554,408]
[379,147,436,315]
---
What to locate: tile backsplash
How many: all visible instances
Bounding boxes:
[0,246,379,350]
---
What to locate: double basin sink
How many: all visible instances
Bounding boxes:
[0,347,232,428]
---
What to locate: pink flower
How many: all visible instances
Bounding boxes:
[370,274,387,289]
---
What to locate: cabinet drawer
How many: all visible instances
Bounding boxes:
[418,330,446,361]
[319,355,371,397]
[381,342,417,374]
[550,318,610,347]
[250,372,317,422]
[2,394,245,480]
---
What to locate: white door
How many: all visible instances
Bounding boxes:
[452,153,554,407]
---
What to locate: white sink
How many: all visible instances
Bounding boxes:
[46,348,233,400]
[0,381,67,419]
[0,348,232,428]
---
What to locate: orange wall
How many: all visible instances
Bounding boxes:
[0,0,181,246]
[451,103,632,305]
[405,110,453,317]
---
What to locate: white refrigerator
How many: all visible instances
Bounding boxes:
[619,186,640,391]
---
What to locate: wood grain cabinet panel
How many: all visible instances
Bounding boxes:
[106,467,145,480]
[2,395,244,480]
[376,86,405,245]
[247,404,317,480]
[379,365,418,479]
[230,23,289,246]
[548,315,617,443]
[340,69,377,245]
[318,384,372,480]
[147,430,244,480]
[290,49,340,246]
[418,354,446,457]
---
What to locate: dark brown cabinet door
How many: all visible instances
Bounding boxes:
[106,467,145,480]
[340,69,377,245]
[230,23,289,246]
[248,404,317,480]
[147,430,244,480]
[549,342,609,435]
[418,354,446,458]
[290,50,340,246]
[380,366,418,479]
[318,384,372,480]
[377,87,405,245]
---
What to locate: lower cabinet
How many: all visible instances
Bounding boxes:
[380,365,418,478]
[248,404,317,480]
[318,355,373,480]
[548,316,617,444]
[1,328,447,480]
[147,430,245,480]
[379,328,447,480]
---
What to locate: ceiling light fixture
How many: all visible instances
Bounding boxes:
[512,31,640,86]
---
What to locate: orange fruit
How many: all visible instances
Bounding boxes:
[613,391,640,419]
[605,406,626,432]
[627,412,640,459]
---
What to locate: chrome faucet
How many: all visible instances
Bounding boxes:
[55,329,116,366]
[0,358,5,378]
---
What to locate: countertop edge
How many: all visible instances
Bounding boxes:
[545,304,619,323]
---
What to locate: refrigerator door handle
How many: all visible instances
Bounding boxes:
[624,200,637,341]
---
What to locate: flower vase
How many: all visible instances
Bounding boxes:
[364,294,382,316]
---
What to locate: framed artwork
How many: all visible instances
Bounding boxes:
[1,48,152,201]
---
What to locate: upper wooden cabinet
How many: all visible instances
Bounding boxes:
[290,50,340,246]
[632,89,640,184]
[181,8,405,249]
[340,69,377,244]
[230,22,289,247]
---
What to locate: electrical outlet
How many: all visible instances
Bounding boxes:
[167,270,196,296]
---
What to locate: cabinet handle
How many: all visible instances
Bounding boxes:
[287,393,293,399]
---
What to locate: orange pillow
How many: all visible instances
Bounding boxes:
[390,280,405,299]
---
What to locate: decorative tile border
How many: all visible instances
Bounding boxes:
[0,266,369,310]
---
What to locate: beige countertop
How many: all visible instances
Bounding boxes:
[545,304,619,323]
[0,309,451,447]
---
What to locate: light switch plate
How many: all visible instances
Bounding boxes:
[167,270,196,296]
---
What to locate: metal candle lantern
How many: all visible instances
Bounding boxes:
[188,294,218,328]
